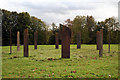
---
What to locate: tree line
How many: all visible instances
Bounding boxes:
[2,9,120,46]
[2,9,47,45]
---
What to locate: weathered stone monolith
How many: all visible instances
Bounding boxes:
[24,28,29,57]
[77,31,81,49]
[55,32,59,49]
[17,31,20,51]
[34,31,38,49]
[96,31,100,50]
[99,29,103,57]
[60,24,71,58]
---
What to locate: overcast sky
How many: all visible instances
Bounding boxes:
[0,0,119,26]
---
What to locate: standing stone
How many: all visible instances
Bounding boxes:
[60,24,71,58]
[17,31,20,51]
[96,31,100,50]
[77,31,81,49]
[34,31,38,49]
[55,32,59,49]
[99,29,103,57]
[24,28,29,57]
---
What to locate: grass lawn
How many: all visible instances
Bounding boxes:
[2,44,118,78]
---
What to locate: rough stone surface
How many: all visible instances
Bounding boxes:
[99,29,103,57]
[17,31,20,51]
[60,24,71,58]
[24,28,29,57]
[96,31,100,50]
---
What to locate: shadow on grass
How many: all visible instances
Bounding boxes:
[30,57,75,62]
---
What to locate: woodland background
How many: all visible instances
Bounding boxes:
[2,9,120,46]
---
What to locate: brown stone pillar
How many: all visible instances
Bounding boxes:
[60,24,71,58]
[34,31,38,49]
[77,31,81,49]
[17,31,20,51]
[24,28,29,57]
[55,32,59,49]
[99,29,103,57]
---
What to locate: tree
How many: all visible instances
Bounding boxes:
[72,16,87,48]
[48,22,58,45]
[104,17,119,52]
[2,9,17,53]
[86,16,96,44]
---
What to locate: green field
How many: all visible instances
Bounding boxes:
[2,44,118,78]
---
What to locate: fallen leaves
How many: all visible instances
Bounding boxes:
[47,58,57,61]
[64,75,74,78]
[64,70,67,72]
[47,58,53,60]
[71,70,77,73]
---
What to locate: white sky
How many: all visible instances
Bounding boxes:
[0,0,119,26]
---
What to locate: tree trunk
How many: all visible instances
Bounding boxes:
[108,31,110,53]
[10,29,12,54]
[34,31,38,49]
[17,31,20,51]
[55,32,59,49]
[77,31,81,49]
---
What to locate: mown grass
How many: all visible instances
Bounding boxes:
[2,44,118,78]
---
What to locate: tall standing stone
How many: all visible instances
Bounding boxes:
[17,31,20,51]
[77,31,81,49]
[24,28,29,57]
[99,29,103,57]
[60,24,71,58]
[55,32,59,49]
[34,31,38,49]
[96,31,100,50]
